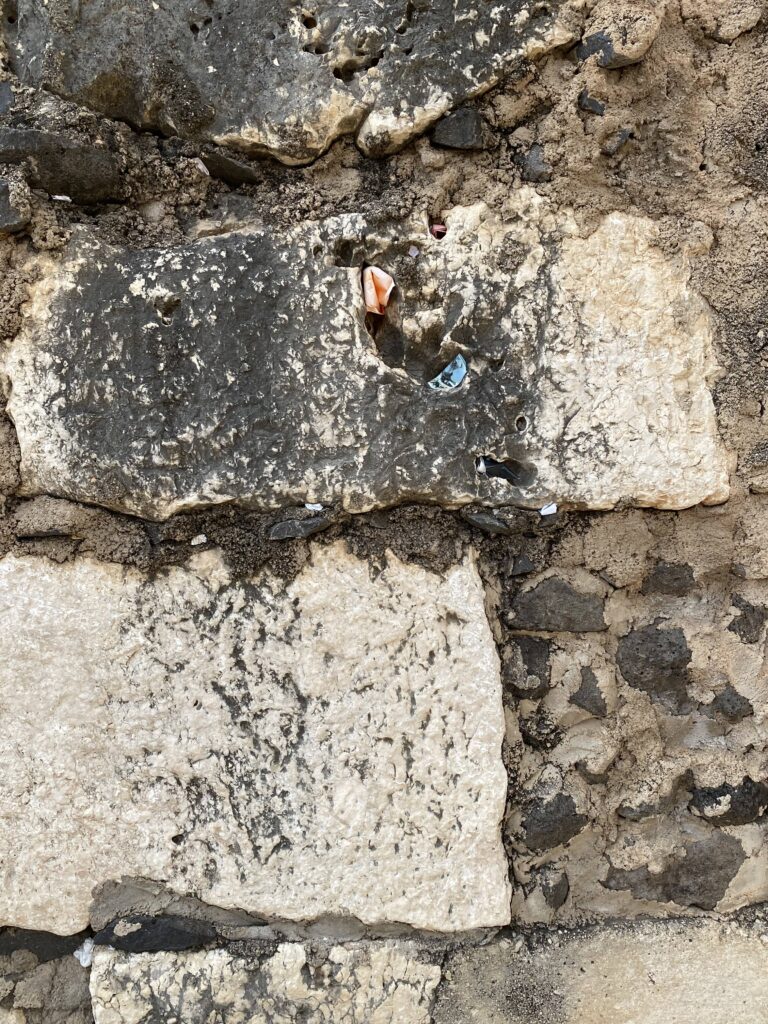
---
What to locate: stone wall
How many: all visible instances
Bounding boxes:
[0,1,766,1021]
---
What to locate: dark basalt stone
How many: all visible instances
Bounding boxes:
[503,635,551,699]
[707,684,754,722]
[520,143,553,182]
[269,515,332,541]
[0,177,28,232]
[616,624,692,713]
[93,915,216,953]
[601,128,633,157]
[432,107,488,150]
[0,127,124,203]
[688,776,768,826]
[578,89,605,116]
[570,666,607,717]
[520,793,588,852]
[201,148,262,186]
[641,560,695,597]
[510,577,606,633]
[603,833,746,910]
[727,594,768,644]
[541,869,570,909]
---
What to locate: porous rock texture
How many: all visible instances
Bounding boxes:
[0,0,767,1019]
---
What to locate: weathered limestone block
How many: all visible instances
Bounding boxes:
[2,0,566,164]
[432,919,768,1024]
[90,944,440,1024]
[3,194,729,519]
[0,543,509,934]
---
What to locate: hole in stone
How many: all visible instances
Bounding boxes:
[189,22,200,34]
[263,29,276,39]
[171,834,184,845]
[699,162,707,171]
[333,238,359,267]
[6,14,15,24]
[153,294,182,323]
[303,14,317,28]
[332,63,357,82]
[516,415,528,432]
[476,455,537,488]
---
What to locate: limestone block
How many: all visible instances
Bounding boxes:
[0,544,509,934]
[3,1,564,164]
[90,944,440,1024]
[2,195,729,519]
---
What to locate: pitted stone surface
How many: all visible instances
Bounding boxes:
[2,0,565,164]
[0,543,509,935]
[90,944,440,1024]
[3,194,729,519]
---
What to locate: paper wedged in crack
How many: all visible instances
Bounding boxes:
[2,193,729,519]
[0,543,509,935]
[90,945,441,1024]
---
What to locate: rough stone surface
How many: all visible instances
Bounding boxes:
[2,195,729,519]
[0,544,509,934]
[603,833,747,911]
[508,575,606,632]
[431,108,488,151]
[0,128,124,204]
[2,1,565,164]
[90,944,440,1024]
[520,793,589,852]
[432,919,768,1024]
[616,623,692,712]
